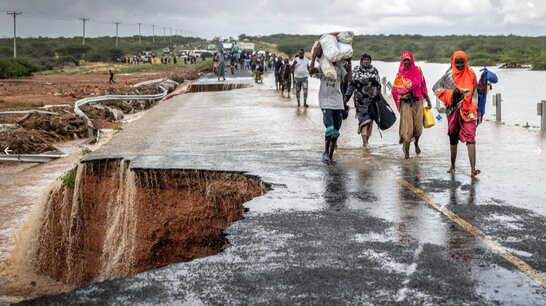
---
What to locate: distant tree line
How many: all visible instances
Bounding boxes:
[246,34,546,70]
[0,36,205,78]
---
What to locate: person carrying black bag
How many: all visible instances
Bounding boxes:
[344,54,386,148]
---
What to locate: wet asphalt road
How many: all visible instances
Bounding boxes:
[23,71,546,305]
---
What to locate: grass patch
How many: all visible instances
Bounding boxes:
[58,167,77,189]
[80,147,92,156]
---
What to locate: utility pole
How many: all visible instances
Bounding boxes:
[7,11,22,58]
[162,27,166,42]
[79,18,89,45]
[114,22,120,47]
[152,24,155,43]
[137,22,142,44]
[169,27,172,43]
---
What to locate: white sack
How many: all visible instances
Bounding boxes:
[337,31,354,44]
[338,42,353,59]
[319,56,337,81]
[320,34,342,62]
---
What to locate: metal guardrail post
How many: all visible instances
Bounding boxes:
[381,77,386,94]
[492,93,502,123]
[538,100,546,132]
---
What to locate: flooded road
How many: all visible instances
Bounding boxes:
[17,70,546,304]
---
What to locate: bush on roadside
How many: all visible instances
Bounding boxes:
[85,47,123,62]
[56,44,91,60]
[56,55,79,66]
[531,55,546,71]
[0,57,41,78]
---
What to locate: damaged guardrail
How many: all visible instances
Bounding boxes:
[74,78,178,132]
[0,153,67,163]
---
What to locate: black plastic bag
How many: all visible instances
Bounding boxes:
[371,94,397,130]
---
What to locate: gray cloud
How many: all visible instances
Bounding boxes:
[1,0,545,40]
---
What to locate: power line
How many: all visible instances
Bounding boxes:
[114,22,121,47]
[2,10,199,41]
[79,18,89,45]
[7,11,22,58]
[137,22,142,44]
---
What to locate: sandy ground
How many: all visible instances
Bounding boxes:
[0,65,201,110]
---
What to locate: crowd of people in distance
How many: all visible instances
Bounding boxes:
[212,45,488,177]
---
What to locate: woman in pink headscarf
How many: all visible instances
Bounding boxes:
[391,51,431,159]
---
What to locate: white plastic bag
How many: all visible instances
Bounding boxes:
[319,56,337,81]
[338,42,353,59]
[320,34,342,62]
[435,97,446,113]
[337,31,354,44]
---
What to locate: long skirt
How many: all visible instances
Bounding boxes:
[398,100,423,144]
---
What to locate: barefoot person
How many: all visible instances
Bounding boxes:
[310,57,352,165]
[433,50,480,176]
[344,53,380,148]
[391,51,431,159]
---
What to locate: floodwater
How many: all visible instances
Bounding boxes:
[360,61,546,128]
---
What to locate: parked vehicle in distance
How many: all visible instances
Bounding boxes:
[162,47,171,55]
[140,55,152,63]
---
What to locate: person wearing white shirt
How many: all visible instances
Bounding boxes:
[292,49,310,107]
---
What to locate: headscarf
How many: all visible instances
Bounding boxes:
[352,64,379,82]
[391,51,427,111]
[433,50,478,122]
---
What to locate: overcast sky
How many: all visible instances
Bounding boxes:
[1,0,545,40]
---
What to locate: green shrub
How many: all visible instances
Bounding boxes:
[531,54,546,70]
[0,47,12,57]
[85,47,123,62]
[0,57,41,78]
[56,44,91,60]
[57,55,79,66]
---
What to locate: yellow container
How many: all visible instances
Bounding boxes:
[423,107,435,128]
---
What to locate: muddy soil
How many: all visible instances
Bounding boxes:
[0,129,58,154]
[0,66,200,110]
[0,160,268,302]
[0,65,201,154]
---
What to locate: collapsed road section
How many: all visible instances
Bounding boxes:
[1,159,268,300]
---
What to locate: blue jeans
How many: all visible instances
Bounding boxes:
[322,109,343,142]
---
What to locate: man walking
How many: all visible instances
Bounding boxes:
[108,69,116,84]
[310,57,352,165]
[274,57,283,90]
[280,58,292,98]
[292,49,310,107]
[215,50,226,81]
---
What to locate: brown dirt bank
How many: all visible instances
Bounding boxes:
[0,160,268,302]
